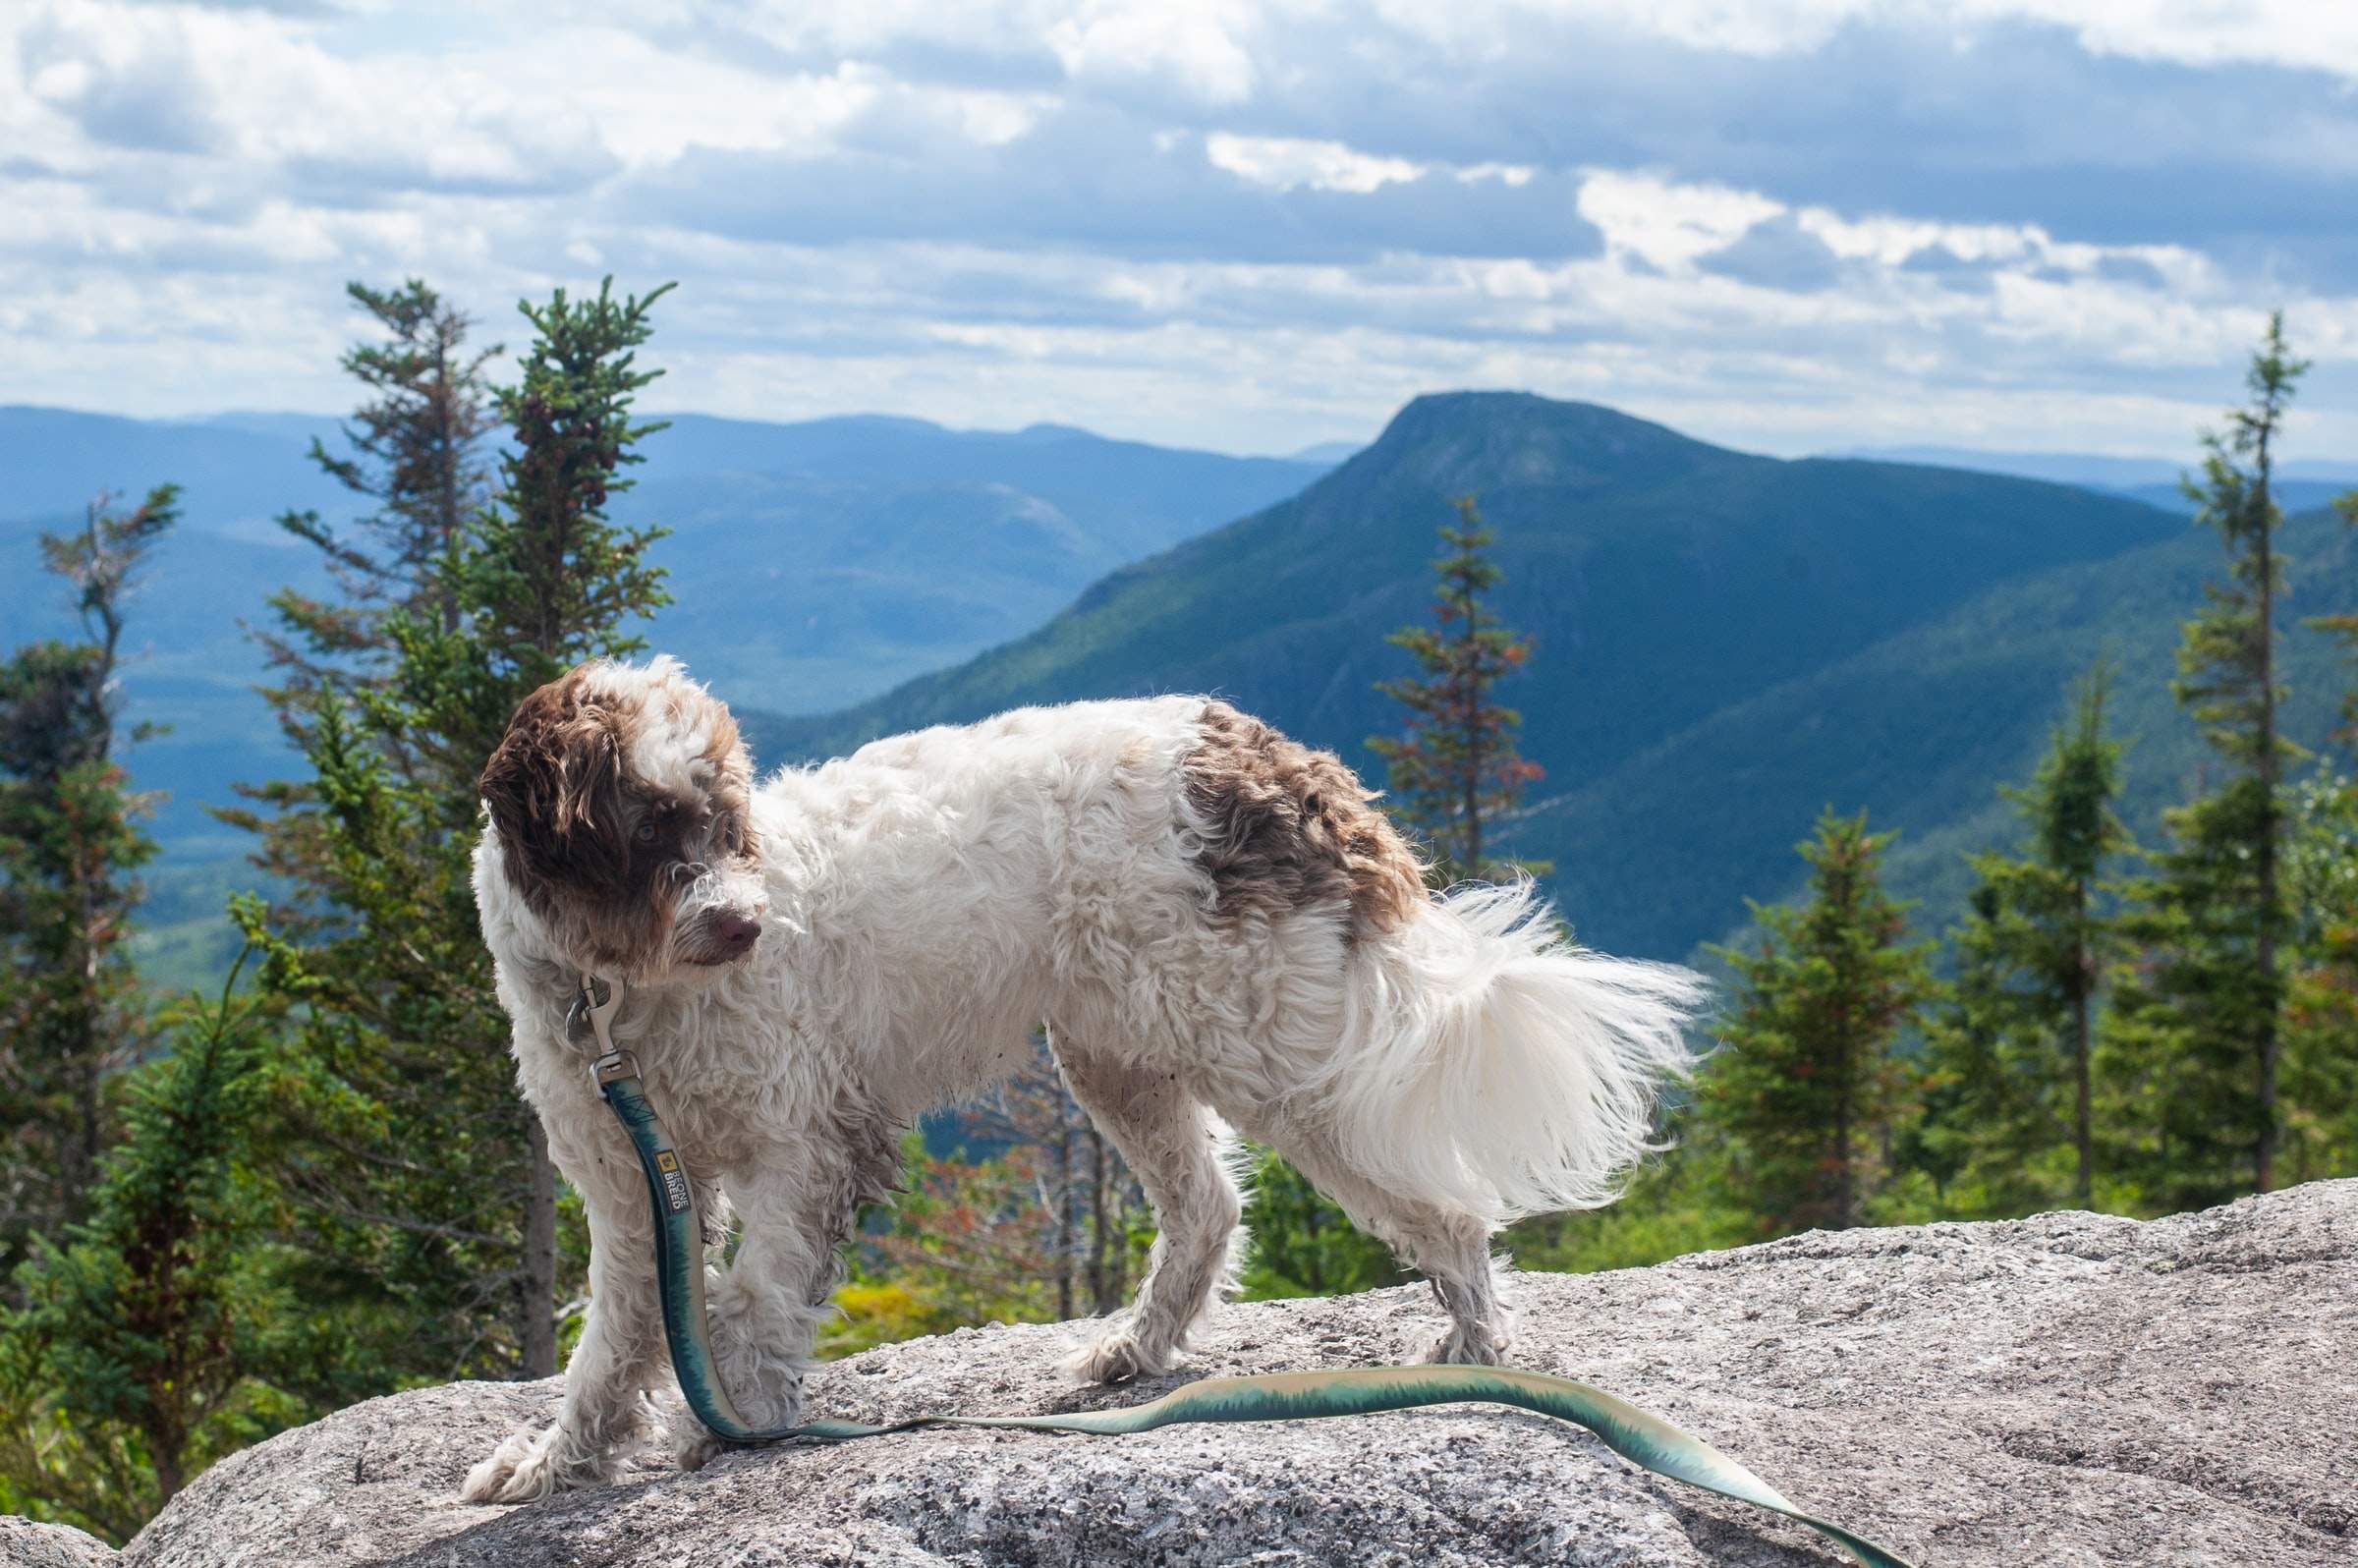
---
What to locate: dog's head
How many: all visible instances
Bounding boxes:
[477,656,767,986]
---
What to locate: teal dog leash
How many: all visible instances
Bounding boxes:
[573,975,1918,1568]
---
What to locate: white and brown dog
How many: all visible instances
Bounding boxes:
[461,655,1703,1502]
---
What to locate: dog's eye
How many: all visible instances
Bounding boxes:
[634,818,660,845]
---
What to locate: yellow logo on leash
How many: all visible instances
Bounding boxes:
[653,1149,690,1211]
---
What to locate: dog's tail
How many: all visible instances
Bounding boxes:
[1312,881,1708,1225]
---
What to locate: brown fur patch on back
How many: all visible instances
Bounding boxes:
[1182,700,1428,937]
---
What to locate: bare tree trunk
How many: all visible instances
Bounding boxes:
[1108,1176,1132,1307]
[1049,1105,1074,1319]
[2072,881,2095,1210]
[1087,1128,1112,1315]
[64,503,126,1225]
[522,1116,560,1378]
[2253,433,2281,1195]
[68,857,102,1221]
[149,1433,184,1505]
[1832,1078,1855,1230]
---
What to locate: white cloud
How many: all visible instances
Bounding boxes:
[1576,171,1784,271]
[1046,1,1260,104]
[2,0,2356,467]
[1383,1,2358,83]
[1205,134,1425,193]
[1956,0,2358,84]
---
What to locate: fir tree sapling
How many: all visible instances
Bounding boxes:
[1918,666,2134,1214]
[1369,496,1547,884]
[1704,810,1936,1236]
[2,940,304,1541]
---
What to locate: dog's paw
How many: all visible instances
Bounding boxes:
[666,1420,732,1474]
[658,1397,748,1473]
[1421,1320,1509,1368]
[1062,1325,1175,1384]
[461,1427,562,1505]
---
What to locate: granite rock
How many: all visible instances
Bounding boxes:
[12,1181,2348,1568]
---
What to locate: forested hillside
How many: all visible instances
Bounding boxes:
[749,391,2280,960]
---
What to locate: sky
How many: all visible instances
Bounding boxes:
[6,0,2358,458]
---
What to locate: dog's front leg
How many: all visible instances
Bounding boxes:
[463,1108,666,1503]
[670,1116,901,1471]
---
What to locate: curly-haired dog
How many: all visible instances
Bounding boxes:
[461,656,1704,1501]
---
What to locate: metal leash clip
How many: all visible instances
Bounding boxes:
[567,973,638,1087]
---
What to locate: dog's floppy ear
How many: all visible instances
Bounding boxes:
[479,674,631,898]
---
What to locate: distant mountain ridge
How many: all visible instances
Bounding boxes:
[12,393,2356,984]
[1829,442,2358,489]
[1831,442,2358,518]
[751,391,2357,963]
[0,405,1331,868]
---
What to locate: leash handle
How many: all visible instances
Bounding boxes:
[594,1064,1918,1568]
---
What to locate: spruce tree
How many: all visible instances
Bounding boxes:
[1229,498,1553,1294]
[0,488,178,1280]
[235,281,497,847]
[260,280,499,687]
[2115,314,2306,1203]
[1369,496,1546,882]
[2310,486,2358,748]
[2278,771,2358,1185]
[1,943,303,1540]
[1920,668,2132,1213]
[2283,482,2358,1182]
[392,277,675,767]
[240,278,673,1382]
[1703,810,1934,1236]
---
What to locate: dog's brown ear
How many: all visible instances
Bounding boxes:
[479,674,630,898]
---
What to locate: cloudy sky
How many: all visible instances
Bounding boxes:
[6,0,2357,458]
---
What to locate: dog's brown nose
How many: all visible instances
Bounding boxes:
[709,911,761,959]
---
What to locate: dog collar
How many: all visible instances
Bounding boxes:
[566,972,637,1087]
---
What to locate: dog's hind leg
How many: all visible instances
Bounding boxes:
[1051,1040,1243,1383]
[1265,1127,1512,1367]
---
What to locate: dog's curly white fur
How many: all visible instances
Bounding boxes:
[459,656,1704,1503]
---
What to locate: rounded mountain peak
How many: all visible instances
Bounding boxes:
[1358,390,1743,495]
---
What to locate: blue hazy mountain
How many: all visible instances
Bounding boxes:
[0,406,1329,869]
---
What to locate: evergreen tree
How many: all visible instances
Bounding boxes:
[1225,499,1552,1298]
[393,277,675,767]
[1237,1149,1401,1300]
[2285,483,2358,1184]
[239,278,674,1383]
[1,941,308,1541]
[2278,770,2358,1185]
[2310,486,2358,749]
[259,280,499,692]
[1919,667,2132,1213]
[2114,314,2306,1204]
[1703,810,1935,1236]
[0,488,178,1281]
[233,281,498,870]
[1369,496,1545,882]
